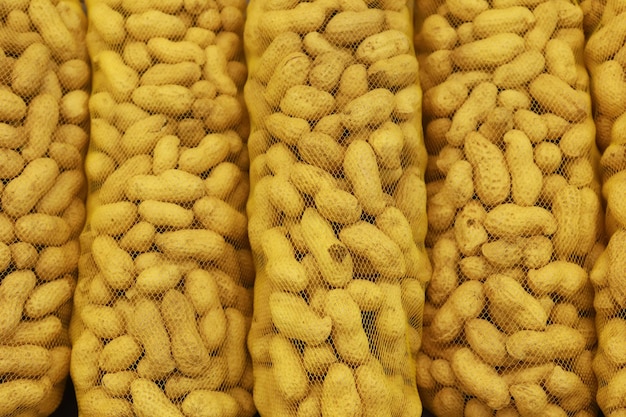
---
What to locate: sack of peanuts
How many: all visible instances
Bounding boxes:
[584,2,626,415]
[585,0,626,152]
[244,1,431,416]
[414,0,602,416]
[69,1,256,416]
[0,0,89,415]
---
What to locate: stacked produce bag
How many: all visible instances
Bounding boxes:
[585,2,626,416]
[0,0,90,415]
[69,0,256,416]
[244,1,430,416]
[414,0,602,415]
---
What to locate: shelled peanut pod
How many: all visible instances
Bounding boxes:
[69,1,255,416]
[0,1,90,415]
[585,2,626,416]
[244,1,431,416]
[414,0,602,416]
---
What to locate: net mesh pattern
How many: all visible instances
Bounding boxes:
[585,1,626,415]
[0,0,89,415]
[69,0,255,416]
[244,1,430,416]
[414,0,602,416]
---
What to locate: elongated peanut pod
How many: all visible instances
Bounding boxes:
[300,208,353,288]
[269,292,332,345]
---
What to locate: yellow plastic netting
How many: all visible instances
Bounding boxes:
[244,1,431,416]
[585,1,626,415]
[0,0,90,415]
[414,0,602,415]
[69,1,255,416]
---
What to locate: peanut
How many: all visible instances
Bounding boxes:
[529,74,589,122]
[322,363,362,417]
[527,261,588,298]
[506,325,586,363]
[586,12,626,412]
[472,7,535,38]
[340,221,406,280]
[429,281,484,343]
[484,274,547,333]
[446,82,498,147]
[464,131,510,206]
[452,33,525,70]
[0,0,91,412]
[325,289,371,366]
[269,291,332,346]
[427,237,460,305]
[415,35,599,403]
[504,130,543,206]
[74,1,255,416]
[483,204,557,239]
[246,0,428,413]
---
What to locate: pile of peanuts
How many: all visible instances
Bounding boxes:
[414,0,602,416]
[0,0,90,415]
[69,0,256,416]
[244,1,430,416]
[585,4,626,416]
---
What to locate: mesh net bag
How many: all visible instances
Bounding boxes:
[69,1,255,416]
[413,0,603,416]
[0,0,90,415]
[584,2,626,415]
[244,1,431,416]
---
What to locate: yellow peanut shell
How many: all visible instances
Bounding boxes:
[464,131,510,206]
[326,9,385,46]
[325,289,370,366]
[483,204,557,239]
[447,82,497,147]
[484,274,547,333]
[29,0,79,61]
[504,130,543,206]
[506,325,586,363]
[182,390,240,417]
[429,280,484,343]
[130,378,183,417]
[343,141,385,215]
[321,363,362,417]
[527,261,588,298]
[162,289,212,377]
[472,6,535,39]
[340,222,406,280]
[2,158,59,218]
[300,208,354,288]
[452,33,525,70]
[270,335,309,401]
[529,74,589,122]
[452,347,510,410]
